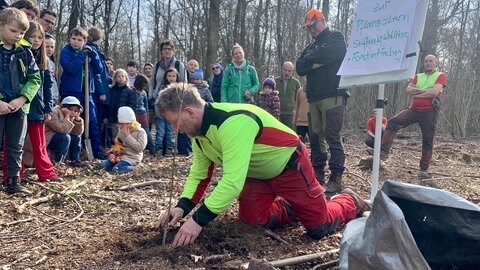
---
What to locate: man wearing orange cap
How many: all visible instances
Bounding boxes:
[296,8,349,196]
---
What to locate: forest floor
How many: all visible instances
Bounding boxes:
[1,131,479,270]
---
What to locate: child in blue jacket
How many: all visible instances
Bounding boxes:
[59,26,105,158]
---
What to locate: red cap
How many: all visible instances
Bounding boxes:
[304,8,325,28]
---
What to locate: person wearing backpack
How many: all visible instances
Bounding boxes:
[148,40,191,155]
[221,43,259,104]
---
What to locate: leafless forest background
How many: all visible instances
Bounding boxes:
[41,0,480,137]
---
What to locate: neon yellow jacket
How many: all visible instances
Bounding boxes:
[176,103,300,226]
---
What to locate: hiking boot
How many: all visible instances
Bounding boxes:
[316,171,326,186]
[325,172,343,196]
[342,188,372,217]
[418,169,430,179]
[70,160,88,167]
[5,177,24,195]
[164,148,173,157]
[47,177,63,182]
[380,150,389,161]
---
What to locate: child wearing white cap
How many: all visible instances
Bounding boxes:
[45,96,85,168]
[100,106,147,174]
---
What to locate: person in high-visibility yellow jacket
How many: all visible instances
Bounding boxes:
[155,83,370,247]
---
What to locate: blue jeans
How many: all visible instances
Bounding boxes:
[177,132,192,155]
[154,117,173,151]
[62,92,103,157]
[48,133,82,162]
[99,159,136,174]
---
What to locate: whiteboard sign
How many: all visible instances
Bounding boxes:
[338,0,429,88]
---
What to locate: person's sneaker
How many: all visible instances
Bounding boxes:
[418,169,430,179]
[164,149,173,157]
[154,149,163,157]
[342,188,372,217]
[48,177,63,182]
[55,162,68,170]
[366,148,374,155]
[5,177,24,195]
[70,160,88,167]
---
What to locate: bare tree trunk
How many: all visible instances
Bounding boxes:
[233,0,247,45]
[421,0,463,59]
[68,0,80,34]
[128,8,135,60]
[165,0,172,39]
[206,0,220,78]
[276,0,284,68]
[153,0,161,60]
[322,0,329,21]
[422,0,440,56]
[80,0,85,27]
[253,0,263,65]
[137,0,141,63]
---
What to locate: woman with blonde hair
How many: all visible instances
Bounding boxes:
[221,43,259,103]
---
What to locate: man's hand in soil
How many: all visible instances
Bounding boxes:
[171,217,203,247]
[155,207,184,228]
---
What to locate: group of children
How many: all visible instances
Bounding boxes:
[0,8,150,195]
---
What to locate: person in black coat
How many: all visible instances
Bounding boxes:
[108,69,136,139]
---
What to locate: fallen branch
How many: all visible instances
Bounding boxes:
[344,171,370,186]
[264,229,289,245]
[18,194,54,213]
[239,249,340,269]
[20,180,84,222]
[311,259,340,270]
[118,180,167,191]
[4,218,35,226]
[203,254,231,264]
[6,253,32,267]
[269,249,340,268]
[35,255,48,265]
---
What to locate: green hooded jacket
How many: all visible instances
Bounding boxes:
[0,39,41,113]
[220,60,259,103]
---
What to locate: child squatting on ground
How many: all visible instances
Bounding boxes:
[45,96,85,168]
[100,106,147,174]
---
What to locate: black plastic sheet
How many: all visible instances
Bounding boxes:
[340,180,480,270]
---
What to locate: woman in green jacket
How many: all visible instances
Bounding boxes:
[221,43,259,103]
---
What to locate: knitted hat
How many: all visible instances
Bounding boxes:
[192,69,204,80]
[212,63,223,70]
[263,76,276,89]
[117,106,136,123]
